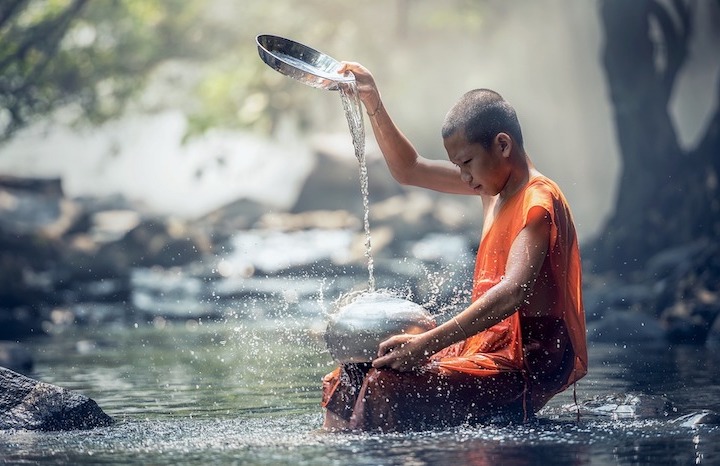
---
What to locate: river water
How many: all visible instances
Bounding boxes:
[1,317,719,465]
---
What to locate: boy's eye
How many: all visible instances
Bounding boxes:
[463,160,470,165]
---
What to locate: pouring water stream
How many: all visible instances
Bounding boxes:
[338,80,375,292]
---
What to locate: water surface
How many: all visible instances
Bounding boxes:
[1,320,718,465]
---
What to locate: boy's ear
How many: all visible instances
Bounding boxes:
[495,132,512,155]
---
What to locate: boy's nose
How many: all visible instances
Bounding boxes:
[460,171,472,183]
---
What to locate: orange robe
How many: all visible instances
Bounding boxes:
[432,175,588,409]
[322,175,588,430]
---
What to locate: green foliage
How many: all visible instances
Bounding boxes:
[0,0,213,141]
[0,0,488,142]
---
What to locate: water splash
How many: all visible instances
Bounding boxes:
[338,80,375,291]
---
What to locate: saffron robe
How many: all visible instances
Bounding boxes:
[322,175,588,430]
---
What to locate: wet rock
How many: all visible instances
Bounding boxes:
[583,238,720,345]
[92,218,209,275]
[661,302,712,344]
[89,209,141,243]
[0,175,80,239]
[291,149,402,214]
[367,192,477,259]
[657,242,720,344]
[646,239,709,281]
[57,213,212,286]
[671,410,720,427]
[196,197,269,238]
[0,342,33,375]
[571,393,674,419]
[370,192,436,241]
[72,193,141,216]
[0,176,64,197]
[586,309,665,344]
[0,367,114,431]
[0,178,65,320]
[63,195,145,240]
[0,177,202,338]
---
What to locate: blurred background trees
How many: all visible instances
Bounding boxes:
[0,0,500,141]
[0,0,718,274]
[0,0,217,140]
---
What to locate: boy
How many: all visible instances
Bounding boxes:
[322,62,587,432]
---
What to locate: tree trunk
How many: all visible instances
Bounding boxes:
[592,0,720,273]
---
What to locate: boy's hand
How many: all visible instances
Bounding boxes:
[338,61,382,114]
[373,333,429,372]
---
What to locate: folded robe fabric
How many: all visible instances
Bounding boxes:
[433,175,588,410]
[322,175,588,427]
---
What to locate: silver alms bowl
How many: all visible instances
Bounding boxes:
[325,292,436,364]
[256,34,354,91]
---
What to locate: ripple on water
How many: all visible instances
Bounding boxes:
[6,327,720,465]
[1,413,718,465]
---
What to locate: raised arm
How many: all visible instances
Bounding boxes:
[339,62,475,195]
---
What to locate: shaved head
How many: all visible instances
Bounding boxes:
[441,89,524,150]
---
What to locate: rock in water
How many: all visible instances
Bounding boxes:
[671,410,720,427]
[325,291,436,363]
[568,393,674,419]
[0,367,114,431]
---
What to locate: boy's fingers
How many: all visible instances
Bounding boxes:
[376,336,397,357]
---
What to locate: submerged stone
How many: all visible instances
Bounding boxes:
[671,410,720,427]
[570,393,674,419]
[0,367,114,431]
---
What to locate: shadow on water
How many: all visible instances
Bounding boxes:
[1,321,719,465]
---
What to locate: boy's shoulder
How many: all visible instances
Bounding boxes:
[523,175,558,199]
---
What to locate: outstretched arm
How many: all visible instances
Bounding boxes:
[373,206,552,371]
[339,62,475,195]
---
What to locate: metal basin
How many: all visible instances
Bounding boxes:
[325,292,436,364]
[256,34,354,91]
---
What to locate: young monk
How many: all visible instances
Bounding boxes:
[321,62,588,432]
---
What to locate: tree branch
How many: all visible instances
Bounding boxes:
[16,0,88,95]
[0,0,87,74]
[0,0,29,32]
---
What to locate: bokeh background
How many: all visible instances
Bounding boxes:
[0,0,700,238]
[1,0,719,346]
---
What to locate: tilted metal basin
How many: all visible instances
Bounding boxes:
[325,292,436,364]
[256,34,354,91]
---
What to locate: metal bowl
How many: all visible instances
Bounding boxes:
[325,292,436,364]
[256,34,354,91]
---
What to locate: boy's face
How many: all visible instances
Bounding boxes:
[444,130,511,197]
